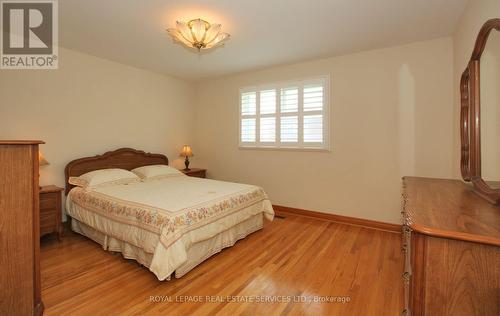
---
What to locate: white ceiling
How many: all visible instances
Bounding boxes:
[59,0,467,81]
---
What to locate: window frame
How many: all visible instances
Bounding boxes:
[239,75,330,151]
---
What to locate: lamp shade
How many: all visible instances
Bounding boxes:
[39,151,49,166]
[180,145,193,157]
[167,18,230,51]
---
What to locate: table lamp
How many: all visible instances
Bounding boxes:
[38,151,49,188]
[180,145,193,171]
[39,151,49,167]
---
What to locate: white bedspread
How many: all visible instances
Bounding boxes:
[66,174,274,280]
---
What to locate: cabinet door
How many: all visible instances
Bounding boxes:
[0,144,37,315]
[424,238,500,315]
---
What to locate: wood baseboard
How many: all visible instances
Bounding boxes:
[272,204,401,233]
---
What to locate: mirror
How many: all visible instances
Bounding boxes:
[460,18,500,204]
[480,30,500,190]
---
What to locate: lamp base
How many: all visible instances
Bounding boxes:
[184,156,190,170]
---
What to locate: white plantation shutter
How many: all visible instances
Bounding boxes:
[280,116,298,142]
[280,87,298,113]
[280,87,299,144]
[260,89,276,114]
[303,115,323,142]
[259,89,276,143]
[302,84,324,144]
[260,117,276,142]
[241,92,256,115]
[241,118,256,142]
[240,92,257,144]
[303,85,323,112]
[239,76,329,150]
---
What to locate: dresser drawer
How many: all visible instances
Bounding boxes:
[187,170,206,178]
[40,192,58,210]
[39,186,63,239]
[40,213,56,234]
[40,206,57,216]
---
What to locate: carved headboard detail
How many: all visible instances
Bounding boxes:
[64,147,169,194]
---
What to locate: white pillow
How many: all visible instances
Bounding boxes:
[132,164,183,180]
[69,168,140,189]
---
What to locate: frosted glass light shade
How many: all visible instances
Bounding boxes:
[167,18,230,51]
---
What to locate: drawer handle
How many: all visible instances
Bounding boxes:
[402,271,410,284]
[401,244,407,254]
[402,309,408,316]
[402,214,408,223]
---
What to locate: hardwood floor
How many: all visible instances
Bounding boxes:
[40,214,403,315]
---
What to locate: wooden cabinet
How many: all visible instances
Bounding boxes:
[40,185,63,239]
[402,177,500,316]
[181,168,206,178]
[0,141,44,316]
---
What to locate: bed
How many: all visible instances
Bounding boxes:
[64,148,274,281]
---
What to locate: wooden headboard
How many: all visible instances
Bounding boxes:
[64,147,168,194]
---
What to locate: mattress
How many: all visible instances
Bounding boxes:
[66,175,274,280]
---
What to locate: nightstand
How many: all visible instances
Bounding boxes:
[181,168,206,178]
[39,185,63,240]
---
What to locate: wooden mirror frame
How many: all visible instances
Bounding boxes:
[460,18,500,204]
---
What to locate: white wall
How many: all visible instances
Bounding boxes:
[452,0,500,179]
[194,37,454,224]
[0,31,465,225]
[0,47,195,189]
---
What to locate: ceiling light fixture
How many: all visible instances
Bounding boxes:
[167,18,230,52]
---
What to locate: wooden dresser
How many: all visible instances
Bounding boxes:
[0,141,44,316]
[402,177,500,316]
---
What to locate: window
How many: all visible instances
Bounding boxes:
[239,76,330,150]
